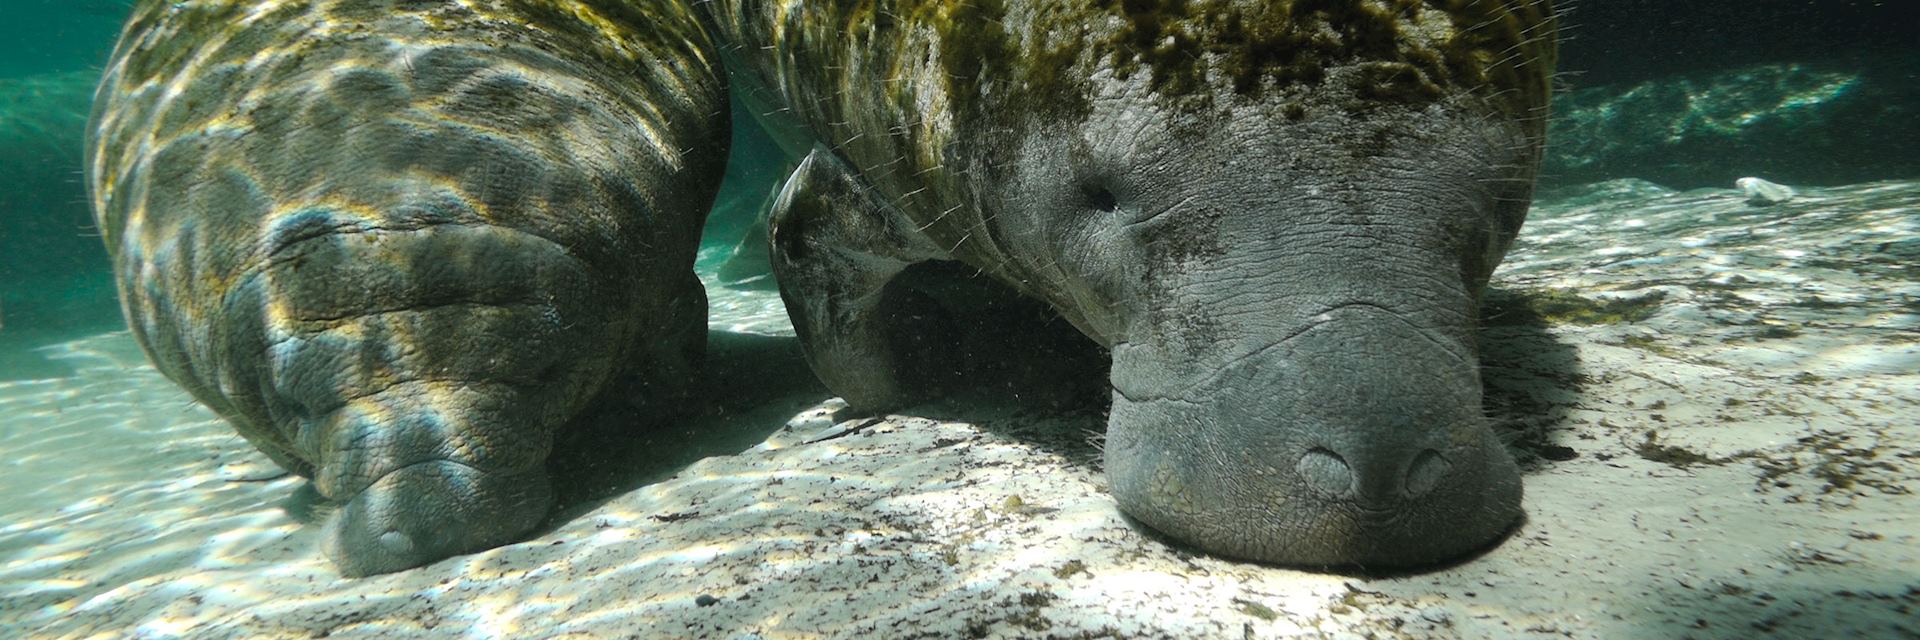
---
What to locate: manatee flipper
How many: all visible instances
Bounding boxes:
[769,147,954,411]
[88,1,726,575]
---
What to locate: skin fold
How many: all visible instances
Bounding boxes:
[90,0,1556,575]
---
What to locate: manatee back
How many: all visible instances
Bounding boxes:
[87,0,727,575]
[702,0,1556,307]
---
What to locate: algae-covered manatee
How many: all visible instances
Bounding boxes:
[90,0,725,576]
[89,0,1557,575]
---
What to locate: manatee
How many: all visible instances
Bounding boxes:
[90,0,1557,575]
[89,0,726,576]
[723,0,1559,568]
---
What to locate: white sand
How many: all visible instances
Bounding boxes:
[1,181,1915,638]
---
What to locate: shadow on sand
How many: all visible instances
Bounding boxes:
[541,328,830,526]
[492,278,1593,570]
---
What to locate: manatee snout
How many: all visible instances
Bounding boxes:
[1107,304,1522,568]
[1003,94,1536,568]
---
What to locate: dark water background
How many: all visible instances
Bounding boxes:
[0,1,129,80]
[1560,0,1916,86]
[1,0,1916,354]
[0,0,130,353]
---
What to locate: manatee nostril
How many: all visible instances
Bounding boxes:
[1405,449,1451,497]
[377,530,415,555]
[1295,447,1354,497]
[1082,184,1119,212]
[1297,446,1452,504]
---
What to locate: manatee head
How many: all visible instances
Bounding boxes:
[931,1,1557,568]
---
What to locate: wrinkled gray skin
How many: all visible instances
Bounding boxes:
[92,0,1554,575]
[90,0,724,576]
[1093,102,1529,565]
[764,96,1527,567]
[717,0,1557,568]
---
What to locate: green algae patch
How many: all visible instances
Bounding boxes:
[1636,431,1716,468]
[1537,291,1666,325]
[1752,431,1908,499]
[1095,0,1550,114]
[1482,288,1668,327]
[1635,431,1774,471]
[932,0,1093,127]
[1233,598,1280,621]
[1620,334,1685,358]
[919,0,1560,123]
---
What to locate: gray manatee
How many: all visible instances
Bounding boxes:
[726,0,1558,568]
[89,0,1557,575]
[89,0,724,576]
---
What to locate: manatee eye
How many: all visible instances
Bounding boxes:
[1082,184,1119,213]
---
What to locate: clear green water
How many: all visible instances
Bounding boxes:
[0,1,129,81]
